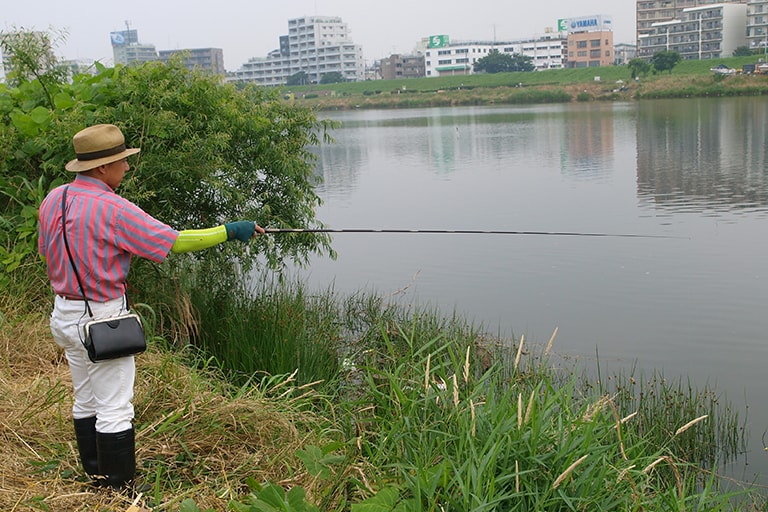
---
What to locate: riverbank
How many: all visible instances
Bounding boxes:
[1,280,763,510]
[285,67,768,110]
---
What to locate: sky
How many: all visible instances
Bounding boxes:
[3,0,637,72]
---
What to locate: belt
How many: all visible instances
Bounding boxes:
[58,294,85,301]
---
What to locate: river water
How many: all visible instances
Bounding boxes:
[287,97,768,485]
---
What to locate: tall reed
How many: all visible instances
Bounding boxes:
[179,278,757,510]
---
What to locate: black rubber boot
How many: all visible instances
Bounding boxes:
[73,416,99,477]
[96,428,136,488]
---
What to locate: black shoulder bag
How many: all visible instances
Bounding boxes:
[61,186,146,363]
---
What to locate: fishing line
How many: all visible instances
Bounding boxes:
[264,228,684,239]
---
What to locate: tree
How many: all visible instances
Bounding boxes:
[627,58,651,79]
[0,29,334,297]
[286,71,309,86]
[509,54,535,72]
[474,49,534,73]
[0,28,69,107]
[732,46,752,57]
[320,71,345,84]
[651,50,681,75]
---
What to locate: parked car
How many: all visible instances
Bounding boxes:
[710,64,736,75]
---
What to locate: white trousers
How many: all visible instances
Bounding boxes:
[49,295,135,433]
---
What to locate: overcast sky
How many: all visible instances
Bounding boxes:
[4,0,636,71]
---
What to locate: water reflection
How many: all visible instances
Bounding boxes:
[637,97,768,214]
[296,100,768,485]
[316,104,631,190]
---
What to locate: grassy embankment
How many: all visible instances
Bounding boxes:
[1,267,764,511]
[282,55,768,110]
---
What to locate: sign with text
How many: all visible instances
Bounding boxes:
[566,15,613,33]
[428,35,450,48]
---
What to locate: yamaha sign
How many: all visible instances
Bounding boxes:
[559,15,612,33]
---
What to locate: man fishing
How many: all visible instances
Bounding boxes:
[37,123,265,489]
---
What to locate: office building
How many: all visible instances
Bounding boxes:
[228,16,365,86]
[639,3,748,59]
[423,35,565,78]
[562,15,614,67]
[61,58,98,78]
[159,48,225,75]
[111,29,158,66]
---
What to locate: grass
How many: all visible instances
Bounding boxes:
[3,269,767,511]
[280,54,768,109]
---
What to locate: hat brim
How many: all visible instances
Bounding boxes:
[65,148,141,172]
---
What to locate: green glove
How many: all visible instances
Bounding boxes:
[225,221,256,242]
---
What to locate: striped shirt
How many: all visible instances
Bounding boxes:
[38,175,179,302]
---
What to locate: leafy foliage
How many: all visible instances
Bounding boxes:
[0,27,70,104]
[474,49,534,73]
[628,57,651,79]
[651,50,682,75]
[320,71,345,84]
[732,46,753,57]
[0,29,334,300]
[287,71,310,86]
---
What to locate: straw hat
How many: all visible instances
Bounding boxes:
[65,124,141,172]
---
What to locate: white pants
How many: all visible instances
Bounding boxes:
[49,295,135,433]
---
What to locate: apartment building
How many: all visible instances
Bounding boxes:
[614,42,638,63]
[159,48,225,75]
[228,16,364,86]
[423,35,565,77]
[747,0,768,50]
[636,0,748,58]
[380,54,426,79]
[639,3,748,59]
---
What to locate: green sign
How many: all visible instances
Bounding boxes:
[428,35,450,48]
[557,19,568,32]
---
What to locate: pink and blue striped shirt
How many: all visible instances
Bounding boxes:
[38,175,179,302]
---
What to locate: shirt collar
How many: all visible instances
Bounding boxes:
[72,174,114,193]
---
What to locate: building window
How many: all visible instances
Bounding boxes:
[577,40,587,48]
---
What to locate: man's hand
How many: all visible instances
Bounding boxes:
[225,221,262,242]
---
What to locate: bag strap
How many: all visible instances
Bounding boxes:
[61,186,94,318]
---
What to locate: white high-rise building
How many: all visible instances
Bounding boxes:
[639,3,748,59]
[228,16,365,86]
[747,0,768,51]
[636,0,749,59]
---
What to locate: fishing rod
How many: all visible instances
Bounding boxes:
[264,228,683,239]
